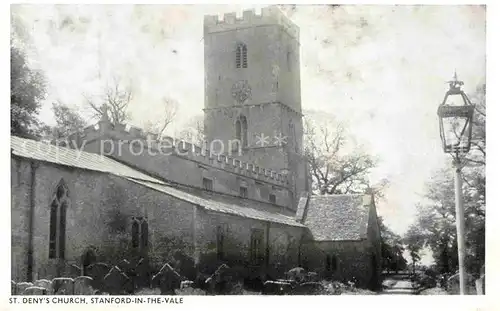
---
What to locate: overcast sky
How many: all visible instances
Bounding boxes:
[11,4,486,240]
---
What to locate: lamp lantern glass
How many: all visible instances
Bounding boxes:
[437,75,475,154]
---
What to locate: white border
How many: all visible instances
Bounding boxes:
[3,1,498,311]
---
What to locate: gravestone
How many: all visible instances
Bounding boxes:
[11,281,16,295]
[205,264,235,295]
[74,276,94,295]
[15,282,33,295]
[117,259,131,272]
[286,267,306,283]
[118,259,137,291]
[86,262,111,291]
[173,251,197,281]
[180,280,194,289]
[82,248,97,276]
[151,263,182,295]
[134,258,151,289]
[194,272,211,291]
[263,280,293,295]
[52,277,74,295]
[68,264,82,278]
[103,266,132,295]
[34,279,53,294]
[23,286,47,295]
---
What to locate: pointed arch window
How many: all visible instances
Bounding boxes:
[49,180,69,259]
[216,225,225,260]
[326,254,338,274]
[236,119,241,143]
[235,116,248,147]
[250,229,264,265]
[131,217,148,252]
[236,43,248,69]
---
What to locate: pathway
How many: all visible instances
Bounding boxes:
[380,274,416,295]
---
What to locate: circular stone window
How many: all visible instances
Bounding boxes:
[231,80,252,103]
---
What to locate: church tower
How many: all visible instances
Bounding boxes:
[203,6,309,206]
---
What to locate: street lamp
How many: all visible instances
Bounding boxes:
[437,72,475,295]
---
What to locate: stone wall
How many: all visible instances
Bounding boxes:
[107,176,196,267]
[11,157,32,281]
[11,156,304,282]
[11,157,195,281]
[195,206,302,278]
[203,6,301,113]
[299,240,376,289]
[202,5,305,209]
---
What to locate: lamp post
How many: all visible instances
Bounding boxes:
[437,72,475,295]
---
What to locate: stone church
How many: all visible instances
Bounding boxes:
[11,6,382,290]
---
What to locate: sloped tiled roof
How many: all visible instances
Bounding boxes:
[128,179,304,228]
[11,136,161,183]
[303,195,370,241]
[11,136,303,228]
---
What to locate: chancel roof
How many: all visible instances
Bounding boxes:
[303,195,371,241]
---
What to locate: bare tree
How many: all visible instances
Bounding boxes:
[143,97,179,139]
[84,76,133,124]
[176,114,205,146]
[304,113,380,196]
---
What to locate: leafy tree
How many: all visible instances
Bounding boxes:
[40,102,89,140]
[404,166,484,276]
[405,170,459,275]
[379,216,407,272]
[11,44,46,137]
[404,224,423,274]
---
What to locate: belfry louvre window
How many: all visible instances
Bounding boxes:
[236,43,248,69]
[131,217,148,251]
[49,180,69,259]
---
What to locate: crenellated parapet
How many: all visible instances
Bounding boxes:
[65,121,289,187]
[204,6,299,41]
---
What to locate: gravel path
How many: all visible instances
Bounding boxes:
[381,279,416,295]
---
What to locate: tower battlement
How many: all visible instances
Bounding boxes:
[204,6,299,41]
[65,122,289,187]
